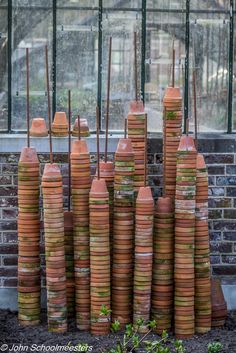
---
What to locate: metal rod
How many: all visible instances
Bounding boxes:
[96,106,100,180]
[78,114,81,141]
[68,90,71,211]
[172,41,175,88]
[144,114,147,187]
[184,0,190,133]
[26,48,30,148]
[134,31,138,101]
[52,0,57,118]
[124,118,127,139]
[97,0,103,130]
[228,0,234,133]
[45,45,53,164]
[141,0,147,103]
[192,69,198,151]
[7,0,12,133]
[105,36,112,163]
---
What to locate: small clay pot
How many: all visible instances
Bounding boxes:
[30,118,48,137]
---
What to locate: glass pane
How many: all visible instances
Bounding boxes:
[101,11,142,131]
[57,0,98,9]
[190,0,230,11]
[189,13,229,132]
[103,0,141,9]
[56,9,98,131]
[0,1,8,131]
[233,15,236,131]
[147,0,185,10]
[12,1,53,131]
[145,10,185,132]
[13,0,52,7]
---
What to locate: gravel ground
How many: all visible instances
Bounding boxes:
[0,310,235,353]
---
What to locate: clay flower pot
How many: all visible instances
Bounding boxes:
[19,147,39,165]
[129,100,144,113]
[30,118,48,137]
[52,112,68,137]
[211,279,227,327]
[72,117,90,137]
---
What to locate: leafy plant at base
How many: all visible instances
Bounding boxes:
[208,342,223,353]
[99,307,186,353]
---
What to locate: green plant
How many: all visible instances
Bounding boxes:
[208,342,223,353]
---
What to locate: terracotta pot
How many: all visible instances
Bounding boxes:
[30,118,48,137]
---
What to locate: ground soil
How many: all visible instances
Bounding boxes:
[0,310,235,353]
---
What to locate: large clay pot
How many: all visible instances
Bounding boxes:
[211,279,227,327]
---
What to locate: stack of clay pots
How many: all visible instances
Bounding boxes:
[18,147,41,326]
[72,117,90,137]
[64,211,75,318]
[195,154,211,333]
[133,186,154,332]
[152,196,175,334]
[90,179,111,335]
[52,112,68,137]
[112,138,135,326]
[163,87,182,199]
[42,163,67,333]
[71,140,91,330]
[30,118,48,137]
[127,101,146,195]
[99,161,114,241]
[174,135,197,339]
[211,279,227,327]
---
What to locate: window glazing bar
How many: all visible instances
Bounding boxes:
[227,0,234,133]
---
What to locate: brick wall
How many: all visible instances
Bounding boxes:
[0,137,235,294]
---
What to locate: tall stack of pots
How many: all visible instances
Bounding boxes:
[42,163,67,332]
[174,135,197,338]
[71,140,91,330]
[195,154,211,333]
[90,179,111,335]
[127,101,146,195]
[112,138,135,326]
[17,147,41,326]
[163,87,182,200]
[133,186,154,332]
[52,112,68,137]
[152,196,175,334]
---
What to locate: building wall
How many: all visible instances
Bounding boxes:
[0,135,235,309]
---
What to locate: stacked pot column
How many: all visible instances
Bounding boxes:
[152,197,175,334]
[18,147,41,326]
[112,138,135,326]
[71,140,91,330]
[42,163,67,332]
[133,187,154,332]
[163,88,182,200]
[174,136,197,338]
[127,101,146,196]
[64,211,75,318]
[90,179,111,335]
[195,154,211,333]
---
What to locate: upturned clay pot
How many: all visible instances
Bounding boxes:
[116,138,134,155]
[71,140,89,155]
[53,112,68,126]
[30,118,48,137]
[90,179,108,195]
[163,87,181,101]
[197,153,207,169]
[19,147,39,164]
[129,100,144,113]
[42,163,61,179]
[211,279,227,312]
[72,117,90,137]
[156,197,174,213]
[178,135,197,152]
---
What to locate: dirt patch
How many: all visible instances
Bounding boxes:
[0,310,235,353]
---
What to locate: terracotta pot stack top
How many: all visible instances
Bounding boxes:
[72,117,90,137]
[127,101,146,195]
[174,135,197,339]
[211,279,227,327]
[71,140,91,330]
[112,138,135,326]
[42,163,67,333]
[133,186,154,333]
[17,147,41,326]
[152,196,175,334]
[89,179,111,335]
[30,118,48,137]
[163,87,182,199]
[64,211,75,318]
[52,112,68,137]
[195,154,211,333]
